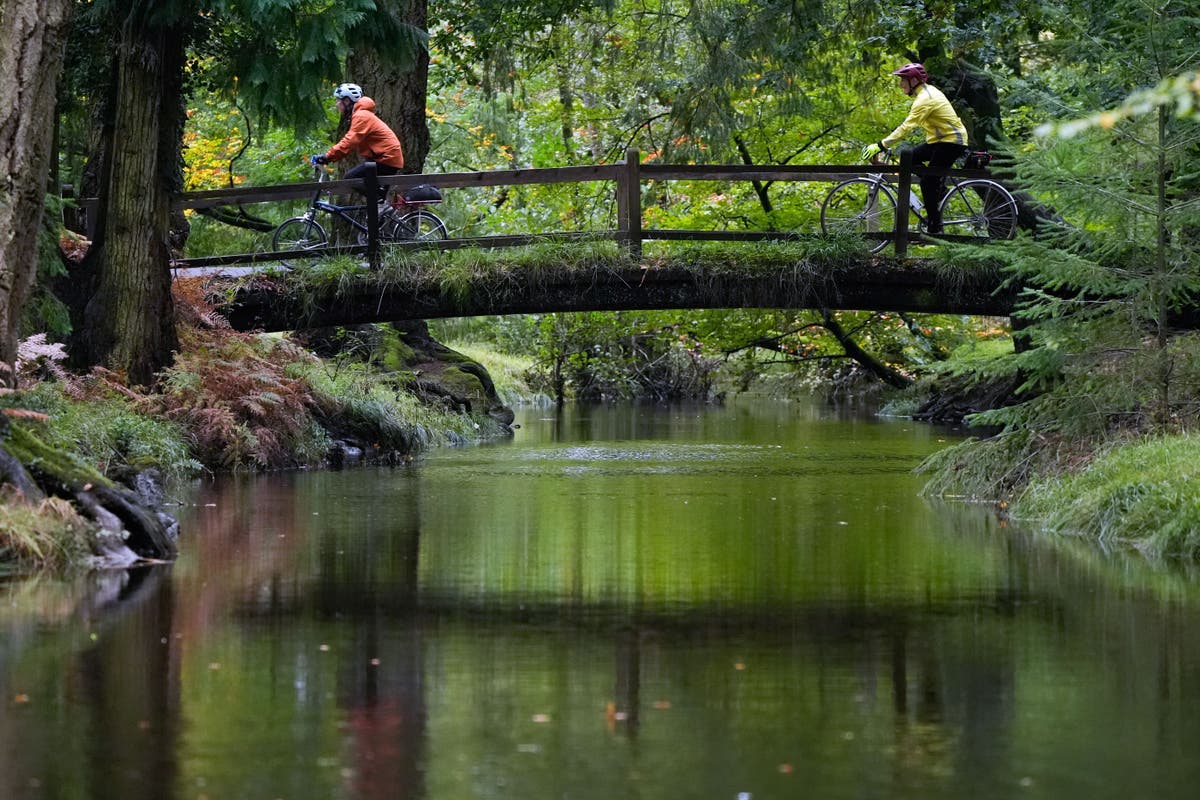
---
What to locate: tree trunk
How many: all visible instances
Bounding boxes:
[347,0,431,172]
[937,58,1060,234]
[77,9,183,386]
[0,0,73,388]
[554,26,576,164]
[821,310,912,389]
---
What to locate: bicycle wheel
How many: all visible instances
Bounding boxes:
[385,210,448,242]
[821,178,899,254]
[939,180,1017,241]
[272,217,328,266]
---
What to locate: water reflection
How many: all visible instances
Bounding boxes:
[3,401,1200,799]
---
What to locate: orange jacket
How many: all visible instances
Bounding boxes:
[324,97,405,169]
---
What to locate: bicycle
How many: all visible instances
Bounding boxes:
[272,165,449,265]
[820,151,1017,253]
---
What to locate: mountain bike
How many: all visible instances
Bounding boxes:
[272,165,448,266]
[820,151,1017,253]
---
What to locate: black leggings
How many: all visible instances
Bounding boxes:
[345,161,402,202]
[905,142,967,232]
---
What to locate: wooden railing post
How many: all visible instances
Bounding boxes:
[362,161,380,269]
[616,147,642,260]
[894,149,913,258]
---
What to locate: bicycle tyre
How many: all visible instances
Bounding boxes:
[272,217,328,266]
[939,179,1017,241]
[385,209,449,242]
[820,178,899,254]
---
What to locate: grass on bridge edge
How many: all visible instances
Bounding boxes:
[208,237,1009,317]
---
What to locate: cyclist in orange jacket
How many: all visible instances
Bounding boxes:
[862,63,968,234]
[311,83,405,206]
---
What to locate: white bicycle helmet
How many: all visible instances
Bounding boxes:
[333,82,363,101]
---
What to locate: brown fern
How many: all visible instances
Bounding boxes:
[149,326,321,469]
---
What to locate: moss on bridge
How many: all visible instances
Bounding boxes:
[213,239,1013,333]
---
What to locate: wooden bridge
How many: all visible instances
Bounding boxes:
[215,254,1015,333]
[167,149,1017,332]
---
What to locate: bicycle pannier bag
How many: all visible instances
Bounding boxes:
[404,184,443,202]
[963,151,992,169]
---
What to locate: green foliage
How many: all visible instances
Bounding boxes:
[1019,434,1200,559]
[963,103,1200,437]
[522,310,721,402]
[197,0,427,132]
[915,0,1200,534]
[22,194,73,340]
[0,383,200,482]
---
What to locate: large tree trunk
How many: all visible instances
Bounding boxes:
[77,9,184,386]
[348,0,431,172]
[937,58,1060,234]
[0,0,73,388]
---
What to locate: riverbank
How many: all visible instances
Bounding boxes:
[1015,434,1200,559]
[912,373,1200,560]
[0,301,519,572]
[6,303,1200,571]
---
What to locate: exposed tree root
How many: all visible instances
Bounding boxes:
[0,418,177,567]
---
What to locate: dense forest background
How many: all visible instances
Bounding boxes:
[34,0,1194,399]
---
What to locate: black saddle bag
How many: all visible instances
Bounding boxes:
[403,184,443,203]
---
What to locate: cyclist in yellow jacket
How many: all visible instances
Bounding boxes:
[862,63,968,234]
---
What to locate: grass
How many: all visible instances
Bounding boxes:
[1018,433,1200,559]
[292,359,495,449]
[0,494,94,570]
[233,236,881,313]
[0,382,201,482]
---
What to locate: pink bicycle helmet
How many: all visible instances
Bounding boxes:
[891,63,928,82]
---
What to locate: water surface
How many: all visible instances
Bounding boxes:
[3,399,1200,799]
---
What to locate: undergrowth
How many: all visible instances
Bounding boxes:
[4,382,201,482]
[0,493,93,571]
[1018,434,1200,559]
[292,359,484,451]
[154,327,329,470]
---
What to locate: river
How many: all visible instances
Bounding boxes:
[3,399,1200,799]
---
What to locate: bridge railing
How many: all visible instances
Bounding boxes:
[98,147,984,270]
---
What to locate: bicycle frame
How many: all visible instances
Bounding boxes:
[308,198,371,238]
[297,168,374,238]
[821,152,1018,255]
[864,172,927,220]
[302,167,444,239]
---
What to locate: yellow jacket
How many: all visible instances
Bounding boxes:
[881,84,968,148]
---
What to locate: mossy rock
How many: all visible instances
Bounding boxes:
[292,320,515,426]
[435,365,489,406]
[377,325,416,371]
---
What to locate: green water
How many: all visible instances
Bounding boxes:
[3,399,1200,799]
